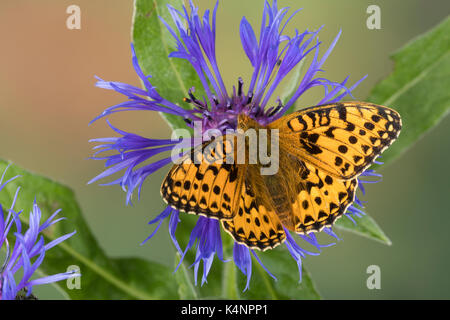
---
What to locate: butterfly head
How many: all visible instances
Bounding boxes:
[237,113,264,131]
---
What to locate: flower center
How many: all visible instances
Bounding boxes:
[183,78,284,134]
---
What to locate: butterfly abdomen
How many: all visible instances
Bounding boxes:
[260,173,294,228]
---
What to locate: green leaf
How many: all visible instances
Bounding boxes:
[340,17,450,244]
[132,0,204,131]
[0,159,179,299]
[281,59,305,114]
[367,16,450,165]
[237,248,321,300]
[334,214,391,245]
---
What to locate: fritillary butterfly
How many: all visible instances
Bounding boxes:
[161,102,401,251]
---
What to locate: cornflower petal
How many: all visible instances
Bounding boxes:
[0,167,79,300]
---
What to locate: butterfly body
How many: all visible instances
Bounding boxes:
[161,102,401,250]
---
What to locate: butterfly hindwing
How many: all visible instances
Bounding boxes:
[270,102,401,179]
[221,167,286,251]
[286,158,358,233]
[161,135,247,220]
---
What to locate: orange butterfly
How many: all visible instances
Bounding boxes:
[161,102,401,251]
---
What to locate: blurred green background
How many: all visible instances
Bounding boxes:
[0,0,449,299]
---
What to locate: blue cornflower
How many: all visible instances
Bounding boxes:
[89,0,378,290]
[0,166,79,300]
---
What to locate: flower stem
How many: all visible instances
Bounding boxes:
[221,232,239,299]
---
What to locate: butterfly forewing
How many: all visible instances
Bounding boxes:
[270,102,401,180]
[161,135,247,220]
